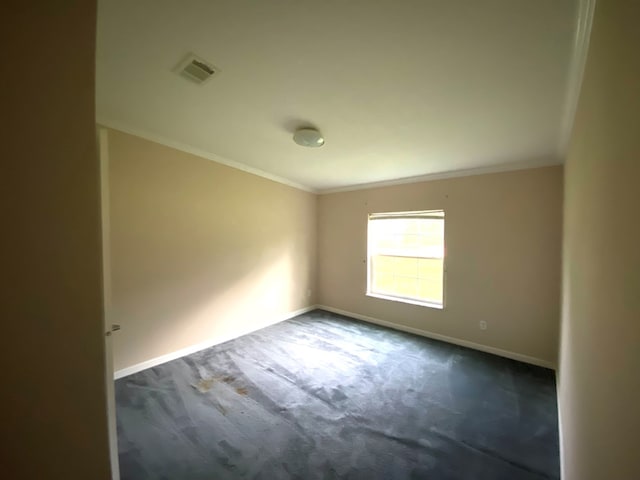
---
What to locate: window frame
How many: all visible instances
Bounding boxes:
[366,210,446,310]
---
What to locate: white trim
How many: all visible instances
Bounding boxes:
[317,305,556,369]
[97,118,564,196]
[556,371,566,479]
[557,0,597,157]
[114,306,316,379]
[98,128,121,480]
[365,293,444,310]
[97,118,317,194]
[318,159,560,194]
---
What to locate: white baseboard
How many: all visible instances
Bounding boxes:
[114,305,317,379]
[317,305,555,369]
[116,304,555,378]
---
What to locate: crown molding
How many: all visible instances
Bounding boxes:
[96,118,317,194]
[557,0,597,157]
[98,119,561,197]
[318,157,561,195]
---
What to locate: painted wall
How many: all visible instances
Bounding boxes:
[318,167,563,366]
[558,0,640,478]
[107,129,317,372]
[1,2,111,478]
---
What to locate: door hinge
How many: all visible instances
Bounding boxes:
[105,324,121,336]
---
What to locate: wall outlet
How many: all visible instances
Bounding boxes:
[479,321,487,330]
[307,289,311,298]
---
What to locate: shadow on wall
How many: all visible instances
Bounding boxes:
[116,245,297,364]
[107,128,316,372]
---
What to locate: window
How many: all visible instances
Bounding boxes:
[367,210,445,308]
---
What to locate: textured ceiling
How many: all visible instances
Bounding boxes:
[97,0,581,191]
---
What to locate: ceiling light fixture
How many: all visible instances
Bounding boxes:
[293,128,325,148]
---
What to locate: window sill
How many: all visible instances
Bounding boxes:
[366,292,444,310]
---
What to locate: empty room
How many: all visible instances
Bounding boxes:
[4,1,639,480]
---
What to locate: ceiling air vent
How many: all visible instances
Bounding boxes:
[174,54,219,85]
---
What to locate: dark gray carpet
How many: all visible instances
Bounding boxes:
[116,309,559,479]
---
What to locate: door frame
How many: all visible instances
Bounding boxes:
[99,127,120,480]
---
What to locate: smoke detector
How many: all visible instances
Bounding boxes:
[174,54,219,85]
[293,128,325,147]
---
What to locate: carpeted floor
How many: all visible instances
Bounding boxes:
[115,309,559,479]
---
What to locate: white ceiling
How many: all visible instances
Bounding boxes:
[96,0,584,192]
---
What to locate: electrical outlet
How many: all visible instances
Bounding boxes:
[307,289,311,298]
[479,321,487,330]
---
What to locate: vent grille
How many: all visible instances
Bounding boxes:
[175,54,218,85]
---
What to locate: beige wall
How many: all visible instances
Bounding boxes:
[1,2,112,479]
[107,129,317,372]
[318,167,563,365]
[558,1,640,479]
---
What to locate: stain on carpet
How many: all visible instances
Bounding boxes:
[116,310,560,480]
[192,378,215,393]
